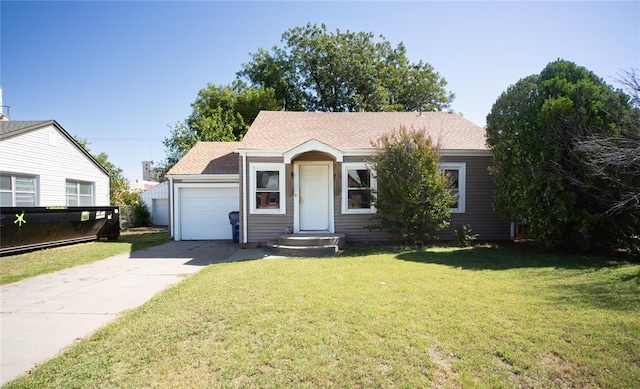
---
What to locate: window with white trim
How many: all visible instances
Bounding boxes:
[66,181,94,206]
[0,174,37,207]
[439,162,466,213]
[342,163,376,214]
[250,163,286,214]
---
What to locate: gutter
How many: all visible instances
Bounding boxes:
[168,176,174,239]
[241,152,248,244]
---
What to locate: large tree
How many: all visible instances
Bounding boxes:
[572,69,640,252]
[371,126,454,245]
[187,81,280,140]
[486,59,635,249]
[161,24,454,174]
[158,83,280,174]
[238,23,453,112]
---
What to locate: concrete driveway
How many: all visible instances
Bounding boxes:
[0,240,268,386]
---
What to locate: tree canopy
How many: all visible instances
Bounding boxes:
[161,24,454,173]
[159,83,280,174]
[486,59,636,250]
[238,23,453,112]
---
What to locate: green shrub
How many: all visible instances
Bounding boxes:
[132,202,151,227]
[371,126,454,245]
[454,224,479,247]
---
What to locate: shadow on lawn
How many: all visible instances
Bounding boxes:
[553,275,640,311]
[394,245,631,271]
[393,245,640,311]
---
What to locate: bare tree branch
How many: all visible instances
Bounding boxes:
[615,68,640,109]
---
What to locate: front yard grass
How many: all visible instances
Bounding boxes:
[0,229,169,285]
[4,245,639,388]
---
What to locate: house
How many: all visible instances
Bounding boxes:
[237,111,510,244]
[140,181,169,226]
[168,111,511,245]
[0,120,110,207]
[166,141,240,240]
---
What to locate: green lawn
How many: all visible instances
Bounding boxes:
[4,246,639,388]
[0,230,169,285]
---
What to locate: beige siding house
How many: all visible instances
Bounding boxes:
[168,111,510,244]
[235,111,510,244]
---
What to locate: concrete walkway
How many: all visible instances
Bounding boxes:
[0,240,268,386]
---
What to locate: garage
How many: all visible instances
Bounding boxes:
[166,141,241,242]
[177,186,239,240]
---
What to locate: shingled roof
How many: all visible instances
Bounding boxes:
[167,141,240,175]
[239,111,488,151]
[0,120,56,140]
[0,120,109,175]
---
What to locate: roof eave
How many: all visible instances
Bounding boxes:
[440,149,492,157]
[0,120,56,140]
[166,173,239,182]
[237,147,491,158]
[1,120,110,177]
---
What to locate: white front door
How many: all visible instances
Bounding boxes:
[296,162,333,232]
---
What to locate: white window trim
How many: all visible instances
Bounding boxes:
[250,163,286,214]
[0,174,38,207]
[439,162,466,213]
[341,162,377,214]
[66,180,95,206]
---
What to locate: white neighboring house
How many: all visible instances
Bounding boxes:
[140,181,169,226]
[0,120,110,207]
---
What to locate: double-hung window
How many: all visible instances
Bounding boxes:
[439,162,466,213]
[342,163,376,214]
[66,181,94,206]
[0,174,37,207]
[250,163,285,214]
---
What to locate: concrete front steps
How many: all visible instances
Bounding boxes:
[266,233,346,257]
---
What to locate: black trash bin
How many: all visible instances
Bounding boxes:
[228,211,240,243]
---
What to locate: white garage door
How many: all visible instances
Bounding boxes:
[179,187,239,240]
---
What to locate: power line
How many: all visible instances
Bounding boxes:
[89,138,162,141]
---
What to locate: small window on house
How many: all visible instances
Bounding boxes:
[439,163,466,213]
[0,174,37,207]
[342,163,376,214]
[443,169,460,208]
[250,164,285,214]
[66,181,94,206]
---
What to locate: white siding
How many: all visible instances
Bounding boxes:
[151,199,169,225]
[140,182,169,226]
[0,125,109,206]
[140,181,168,202]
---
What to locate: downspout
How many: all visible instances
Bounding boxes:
[169,176,174,239]
[241,152,248,244]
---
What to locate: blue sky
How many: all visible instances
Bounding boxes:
[2,1,638,182]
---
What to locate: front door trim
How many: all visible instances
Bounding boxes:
[293,161,334,233]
